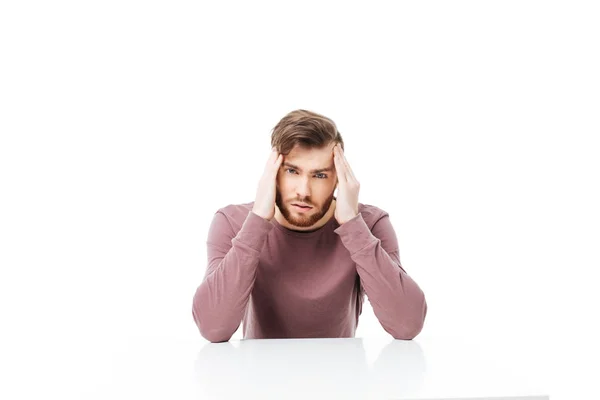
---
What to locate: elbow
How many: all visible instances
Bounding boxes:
[389,317,425,340]
[390,321,424,340]
[390,297,428,340]
[192,294,234,343]
[200,327,233,343]
[192,306,233,343]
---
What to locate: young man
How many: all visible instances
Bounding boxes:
[192,109,428,342]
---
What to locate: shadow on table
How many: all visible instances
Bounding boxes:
[193,338,426,399]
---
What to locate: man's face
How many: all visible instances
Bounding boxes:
[275,142,338,228]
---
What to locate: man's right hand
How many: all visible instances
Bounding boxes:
[252,147,283,221]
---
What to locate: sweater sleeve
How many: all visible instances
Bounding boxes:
[334,212,427,340]
[192,210,274,342]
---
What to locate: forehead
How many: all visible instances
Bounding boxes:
[285,143,335,162]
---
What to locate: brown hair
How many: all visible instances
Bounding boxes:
[270,109,344,155]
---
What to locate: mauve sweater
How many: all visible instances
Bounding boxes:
[192,201,427,342]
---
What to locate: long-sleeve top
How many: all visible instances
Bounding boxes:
[192,201,428,343]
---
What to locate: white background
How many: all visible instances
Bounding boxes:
[1,1,599,399]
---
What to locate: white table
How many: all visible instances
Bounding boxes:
[80,334,549,399]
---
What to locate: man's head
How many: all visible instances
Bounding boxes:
[271,109,344,228]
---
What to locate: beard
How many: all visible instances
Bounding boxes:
[275,186,335,228]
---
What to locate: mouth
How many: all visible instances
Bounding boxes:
[292,203,313,211]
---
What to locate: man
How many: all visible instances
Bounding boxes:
[192,109,428,342]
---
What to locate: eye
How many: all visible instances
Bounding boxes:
[285,169,327,179]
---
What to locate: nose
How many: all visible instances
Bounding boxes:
[295,178,311,199]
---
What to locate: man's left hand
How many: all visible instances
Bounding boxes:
[333,144,360,225]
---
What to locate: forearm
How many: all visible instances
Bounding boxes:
[353,242,427,339]
[335,213,427,339]
[192,211,273,342]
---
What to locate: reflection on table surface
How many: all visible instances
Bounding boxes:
[81,335,548,400]
[194,338,426,399]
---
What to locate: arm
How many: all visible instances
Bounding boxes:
[192,210,274,342]
[334,212,427,340]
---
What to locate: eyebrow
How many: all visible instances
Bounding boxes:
[282,162,334,174]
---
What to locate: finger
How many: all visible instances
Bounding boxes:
[268,148,277,164]
[266,152,282,176]
[335,144,351,182]
[270,148,281,164]
[333,145,347,183]
[338,146,357,183]
[267,155,283,181]
[272,154,283,173]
